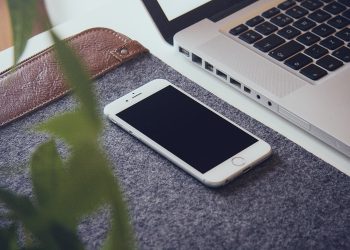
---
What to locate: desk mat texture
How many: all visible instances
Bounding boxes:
[1,54,350,250]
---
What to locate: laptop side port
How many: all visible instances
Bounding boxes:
[179,47,190,57]
[216,69,227,80]
[230,78,241,89]
[192,53,202,65]
[243,86,251,94]
[205,62,214,72]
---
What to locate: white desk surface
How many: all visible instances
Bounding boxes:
[1,0,349,175]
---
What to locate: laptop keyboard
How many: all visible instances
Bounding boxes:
[228,0,350,82]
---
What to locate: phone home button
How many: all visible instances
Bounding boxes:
[232,156,246,166]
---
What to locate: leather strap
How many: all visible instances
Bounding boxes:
[0,27,148,127]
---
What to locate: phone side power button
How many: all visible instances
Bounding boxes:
[232,157,246,166]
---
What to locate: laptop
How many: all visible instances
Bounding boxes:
[142,0,350,158]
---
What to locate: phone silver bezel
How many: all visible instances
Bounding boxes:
[104,79,271,187]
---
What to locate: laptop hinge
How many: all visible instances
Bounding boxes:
[210,0,258,22]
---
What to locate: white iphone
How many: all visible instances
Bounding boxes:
[104,79,271,187]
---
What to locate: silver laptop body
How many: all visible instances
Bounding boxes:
[173,0,350,157]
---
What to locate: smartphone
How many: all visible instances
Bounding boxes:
[104,79,271,187]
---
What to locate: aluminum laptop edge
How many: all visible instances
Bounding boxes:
[142,0,350,157]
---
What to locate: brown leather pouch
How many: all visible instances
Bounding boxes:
[0,27,148,127]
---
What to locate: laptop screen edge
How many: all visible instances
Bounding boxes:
[141,0,255,44]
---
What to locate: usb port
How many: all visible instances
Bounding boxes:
[244,86,251,94]
[192,53,202,65]
[230,78,241,89]
[216,69,227,80]
[205,62,213,72]
[179,47,189,57]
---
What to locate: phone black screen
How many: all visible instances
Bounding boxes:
[117,85,257,173]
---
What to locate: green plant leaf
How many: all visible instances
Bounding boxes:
[0,189,50,247]
[50,31,101,130]
[48,31,135,249]
[104,189,135,250]
[7,0,38,63]
[0,188,83,249]
[36,111,99,148]
[30,140,65,210]
[2,15,135,247]
[52,144,114,220]
[0,224,19,250]
[29,137,111,228]
[0,189,37,224]
[48,223,84,250]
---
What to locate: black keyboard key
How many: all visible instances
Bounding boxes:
[339,0,350,7]
[323,2,346,14]
[312,24,336,37]
[262,7,280,18]
[271,14,293,27]
[335,28,350,42]
[255,21,278,35]
[343,9,350,19]
[297,32,321,45]
[327,15,350,29]
[316,55,344,71]
[278,0,296,10]
[246,16,264,27]
[305,44,329,58]
[229,24,249,36]
[308,9,331,22]
[254,34,286,52]
[278,25,302,39]
[300,64,328,80]
[301,0,324,11]
[332,46,350,62]
[269,40,305,61]
[286,6,309,18]
[285,53,313,69]
[293,17,317,31]
[320,35,345,49]
[239,30,263,44]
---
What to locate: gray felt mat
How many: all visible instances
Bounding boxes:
[1,54,350,250]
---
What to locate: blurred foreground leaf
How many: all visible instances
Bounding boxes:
[0,189,37,227]
[1,5,134,248]
[36,111,99,148]
[46,31,134,250]
[0,224,18,250]
[50,31,101,129]
[30,140,65,211]
[7,0,38,63]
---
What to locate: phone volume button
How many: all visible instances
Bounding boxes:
[242,166,253,173]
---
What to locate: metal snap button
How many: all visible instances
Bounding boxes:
[120,48,128,55]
